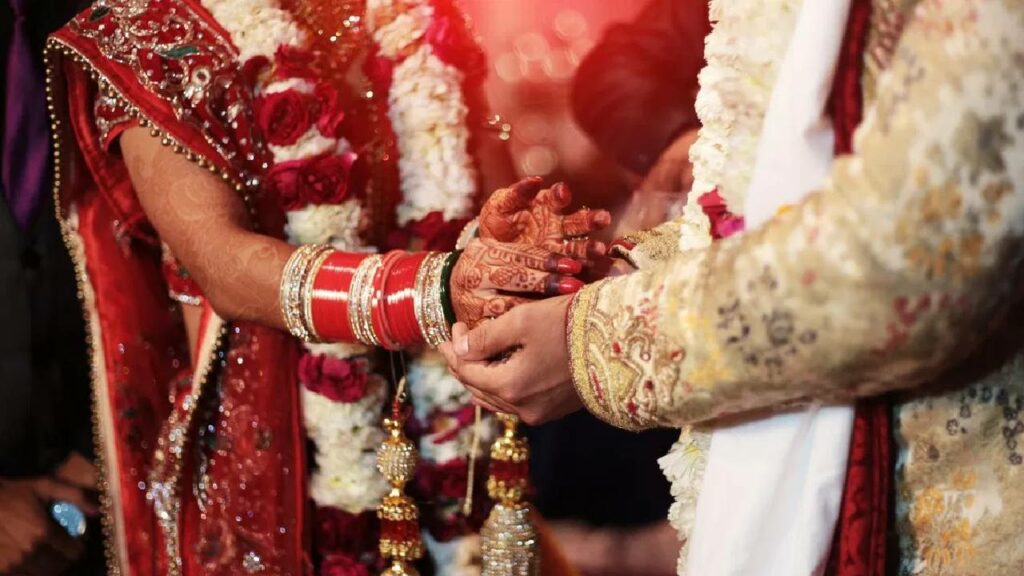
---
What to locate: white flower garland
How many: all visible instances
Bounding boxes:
[369,0,479,225]
[200,0,493,570]
[687,0,801,216]
[666,0,801,572]
[200,0,304,61]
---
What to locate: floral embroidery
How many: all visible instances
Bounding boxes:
[568,1,1024,574]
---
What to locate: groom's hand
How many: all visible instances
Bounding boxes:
[439,295,582,424]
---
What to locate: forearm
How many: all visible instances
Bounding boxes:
[122,126,293,328]
[569,0,1024,429]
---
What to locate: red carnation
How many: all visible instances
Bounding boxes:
[266,152,358,211]
[320,553,370,576]
[299,354,369,403]
[315,83,348,139]
[256,90,316,146]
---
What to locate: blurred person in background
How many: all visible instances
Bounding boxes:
[526,1,710,574]
[0,0,102,574]
[572,0,710,238]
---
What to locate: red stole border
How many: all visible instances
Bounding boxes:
[825,0,892,574]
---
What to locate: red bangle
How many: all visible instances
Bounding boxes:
[310,251,366,342]
[371,251,405,350]
[383,251,429,348]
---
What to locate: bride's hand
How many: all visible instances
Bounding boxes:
[451,177,611,327]
[478,176,610,259]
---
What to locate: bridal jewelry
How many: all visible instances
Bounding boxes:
[376,375,424,576]
[480,414,539,576]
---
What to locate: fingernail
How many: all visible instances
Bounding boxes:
[456,335,470,355]
[558,277,584,294]
[593,210,612,227]
[556,258,583,274]
[589,241,608,256]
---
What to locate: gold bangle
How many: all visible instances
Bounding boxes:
[280,244,331,342]
[348,254,383,347]
[413,252,451,348]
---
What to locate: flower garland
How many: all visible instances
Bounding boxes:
[687,0,801,214]
[367,0,484,226]
[198,0,496,572]
[662,0,801,573]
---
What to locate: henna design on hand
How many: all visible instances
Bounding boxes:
[478,177,611,259]
[450,176,611,327]
[451,240,585,327]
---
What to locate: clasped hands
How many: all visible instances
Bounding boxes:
[446,177,613,424]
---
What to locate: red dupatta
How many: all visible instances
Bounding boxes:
[46,1,307,573]
[825,0,892,574]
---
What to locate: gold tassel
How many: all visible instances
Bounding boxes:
[376,377,424,576]
[480,413,540,576]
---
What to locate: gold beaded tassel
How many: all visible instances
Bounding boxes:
[480,414,540,576]
[376,376,425,576]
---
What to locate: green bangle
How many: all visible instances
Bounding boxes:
[439,250,462,326]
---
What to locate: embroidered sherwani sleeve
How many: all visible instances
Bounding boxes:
[568,0,1024,431]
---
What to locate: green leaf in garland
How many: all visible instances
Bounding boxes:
[159,45,200,59]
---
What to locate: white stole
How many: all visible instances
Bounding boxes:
[684,1,855,574]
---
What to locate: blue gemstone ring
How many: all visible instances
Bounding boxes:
[49,500,87,538]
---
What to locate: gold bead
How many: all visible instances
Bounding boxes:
[376,419,418,487]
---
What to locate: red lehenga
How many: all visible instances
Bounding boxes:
[44,1,574,575]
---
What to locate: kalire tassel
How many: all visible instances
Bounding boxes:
[376,378,424,576]
[480,413,540,576]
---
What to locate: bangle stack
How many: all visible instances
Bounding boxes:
[279,246,459,348]
[280,243,333,343]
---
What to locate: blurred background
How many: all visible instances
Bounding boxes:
[464,0,642,211]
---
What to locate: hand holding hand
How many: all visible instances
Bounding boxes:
[439,295,580,424]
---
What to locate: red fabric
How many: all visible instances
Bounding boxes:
[53,2,307,574]
[825,0,891,575]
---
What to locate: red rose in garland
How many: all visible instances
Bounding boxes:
[256,89,316,146]
[266,152,358,210]
[315,83,347,139]
[299,354,370,403]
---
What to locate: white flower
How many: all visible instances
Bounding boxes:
[310,451,388,513]
[263,78,315,95]
[201,0,305,61]
[388,46,477,225]
[284,200,364,247]
[408,352,472,419]
[676,200,714,252]
[270,131,349,162]
[373,4,432,58]
[658,427,711,571]
[689,0,801,214]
